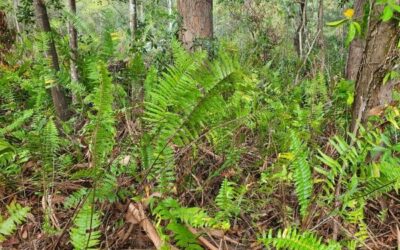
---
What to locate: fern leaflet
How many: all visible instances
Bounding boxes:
[0,202,30,242]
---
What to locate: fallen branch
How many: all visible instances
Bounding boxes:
[397,225,400,250]
[191,227,241,246]
[126,202,178,250]
[188,227,219,250]
[207,229,240,246]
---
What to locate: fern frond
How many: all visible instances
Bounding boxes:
[342,199,368,244]
[70,201,101,250]
[215,178,240,220]
[0,202,30,242]
[167,222,202,250]
[153,198,213,228]
[41,119,60,172]
[95,174,119,203]
[354,161,400,199]
[143,42,246,194]
[290,132,313,218]
[87,60,115,170]
[260,228,341,250]
[64,188,88,209]
[0,139,15,167]
[0,109,33,136]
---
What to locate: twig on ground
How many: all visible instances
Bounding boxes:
[397,225,400,250]
[126,202,178,250]
[188,227,219,250]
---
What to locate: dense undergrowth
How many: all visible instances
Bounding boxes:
[1,0,400,249]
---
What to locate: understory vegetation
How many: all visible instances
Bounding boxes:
[0,0,400,249]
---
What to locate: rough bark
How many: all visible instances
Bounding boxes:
[34,0,70,121]
[68,0,79,103]
[0,11,15,64]
[294,0,307,58]
[345,0,366,81]
[350,0,400,134]
[177,0,213,51]
[129,0,137,40]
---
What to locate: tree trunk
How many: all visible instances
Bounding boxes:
[68,0,79,103]
[168,0,173,32]
[34,0,70,121]
[350,0,400,134]
[139,2,144,23]
[177,0,213,51]
[129,0,137,40]
[294,0,307,58]
[317,0,325,71]
[345,0,366,81]
[0,11,15,64]
[13,0,22,43]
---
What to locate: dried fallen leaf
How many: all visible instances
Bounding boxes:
[119,155,131,166]
[21,229,28,239]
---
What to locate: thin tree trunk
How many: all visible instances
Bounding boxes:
[168,0,173,32]
[317,0,325,71]
[139,2,144,22]
[129,0,137,40]
[294,0,307,58]
[350,0,400,134]
[68,0,79,103]
[0,11,15,64]
[34,0,70,121]
[13,0,22,43]
[345,0,366,81]
[177,0,213,51]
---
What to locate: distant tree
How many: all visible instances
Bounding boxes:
[294,0,307,58]
[0,11,15,64]
[317,0,325,71]
[177,0,213,50]
[168,0,173,31]
[34,0,70,121]
[12,0,22,42]
[129,0,137,40]
[68,0,79,103]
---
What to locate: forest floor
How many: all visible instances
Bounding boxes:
[1,115,400,250]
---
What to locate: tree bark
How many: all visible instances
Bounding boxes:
[168,0,173,32]
[317,0,325,71]
[129,0,137,40]
[294,0,307,58]
[13,0,22,43]
[34,0,70,121]
[68,0,79,103]
[177,0,213,51]
[0,11,15,64]
[139,2,144,23]
[350,0,400,134]
[345,0,366,81]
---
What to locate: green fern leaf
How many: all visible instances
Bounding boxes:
[0,202,30,242]
[87,60,115,170]
[167,222,203,250]
[260,227,341,250]
[290,132,313,218]
[215,178,240,220]
[0,109,33,136]
[143,42,245,194]
[70,201,101,250]
[0,139,15,167]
